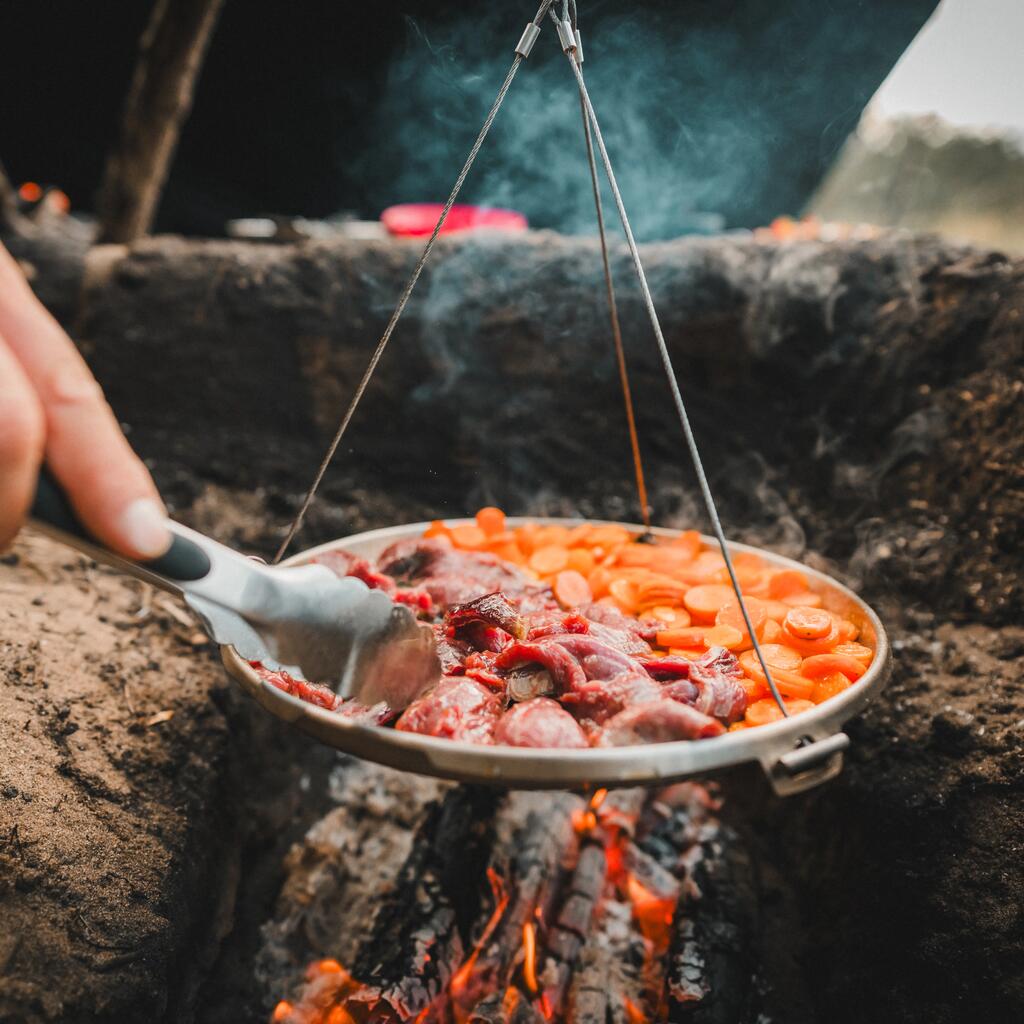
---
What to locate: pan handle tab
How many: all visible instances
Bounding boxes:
[764,732,850,797]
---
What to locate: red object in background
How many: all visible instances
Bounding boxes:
[380,202,527,237]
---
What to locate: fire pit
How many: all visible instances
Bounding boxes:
[1,227,1021,1024]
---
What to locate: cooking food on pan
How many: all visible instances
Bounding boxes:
[251,508,875,748]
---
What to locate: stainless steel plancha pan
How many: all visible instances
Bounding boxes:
[221,519,891,796]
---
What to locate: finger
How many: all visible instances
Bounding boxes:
[0,336,45,550]
[0,245,170,560]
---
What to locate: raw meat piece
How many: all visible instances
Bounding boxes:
[639,655,694,680]
[446,592,525,640]
[561,671,664,725]
[580,602,659,643]
[432,624,473,675]
[250,661,338,710]
[494,697,589,749]
[379,537,528,609]
[600,699,725,745]
[313,550,397,594]
[395,676,501,743]
[690,646,748,723]
[495,634,638,693]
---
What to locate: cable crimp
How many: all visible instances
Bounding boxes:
[556,18,578,55]
[515,22,541,58]
[574,27,584,64]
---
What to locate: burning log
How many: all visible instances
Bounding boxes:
[346,785,501,1021]
[664,791,759,1023]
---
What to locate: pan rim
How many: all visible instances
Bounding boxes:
[221,518,890,789]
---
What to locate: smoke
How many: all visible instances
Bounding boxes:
[343,6,769,241]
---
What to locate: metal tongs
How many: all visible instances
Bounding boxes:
[29,472,440,711]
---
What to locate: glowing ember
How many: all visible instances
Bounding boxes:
[271,1001,293,1023]
[521,921,539,994]
[626,875,676,954]
[18,182,41,202]
[623,997,648,1024]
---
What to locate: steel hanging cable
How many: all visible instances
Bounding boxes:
[553,15,790,716]
[578,90,651,530]
[274,0,558,563]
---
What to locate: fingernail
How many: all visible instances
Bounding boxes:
[120,498,171,559]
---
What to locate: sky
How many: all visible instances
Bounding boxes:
[871,0,1024,138]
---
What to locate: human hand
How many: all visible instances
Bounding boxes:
[0,242,170,558]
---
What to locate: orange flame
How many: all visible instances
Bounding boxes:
[449,868,510,1007]
[521,921,538,994]
[271,1001,293,1023]
[589,787,608,810]
[626,874,675,954]
[624,997,648,1024]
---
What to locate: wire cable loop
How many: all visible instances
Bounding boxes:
[562,50,789,716]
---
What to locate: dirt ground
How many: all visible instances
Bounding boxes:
[1,228,1022,1023]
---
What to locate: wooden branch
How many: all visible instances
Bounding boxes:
[96,0,225,244]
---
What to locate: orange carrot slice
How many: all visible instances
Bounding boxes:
[683,584,736,623]
[608,578,639,613]
[475,507,506,537]
[763,600,791,623]
[811,671,852,704]
[423,519,451,539]
[768,569,810,599]
[761,619,783,643]
[745,697,815,727]
[833,641,873,665]
[530,545,570,575]
[702,624,745,650]
[646,605,691,627]
[449,524,487,550]
[515,522,541,555]
[716,596,767,642]
[671,530,703,559]
[567,548,596,576]
[781,590,823,608]
[799,653,867,681]
[784,606,832,640]
[738,651,814,700]
[657,626,706,648]
[554,570,592,609]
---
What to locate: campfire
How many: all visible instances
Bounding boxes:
[267,780,736,1024]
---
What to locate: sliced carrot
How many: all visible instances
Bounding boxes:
[739,676,768,702]
[751,643,803,671]
[529,545,570,575]
[668,647,706,661]
[515,522,541,555]
[670,530,703,560]
[566,548,596,576]
[588,566,614,599]
[553,570,592,609]
[763,600,792,623]
[646,605,691,627]
[781,590,823,608]
[683,584,736,623]
[745,697,815,727]
[608,578,639,613]
[811,671,852,704]
[761,619,783,643]
[783,606,832,640]
[833,641,874,665]
[716,596,767,643]
[657,626,706,648]
[491,541,525,565]
[475,506,506,537]
[768,569,810,599]
[449,524,487,550]
[780,626,841,657]
[615,545,658,567]
[835,618,859,641]
[565,524,593,548]
[728,720,751,732]
[799,653,867,681]
[702,624,745,650]
[589,525,632,549]
[738,651,814,699]
[423,519,450,540]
